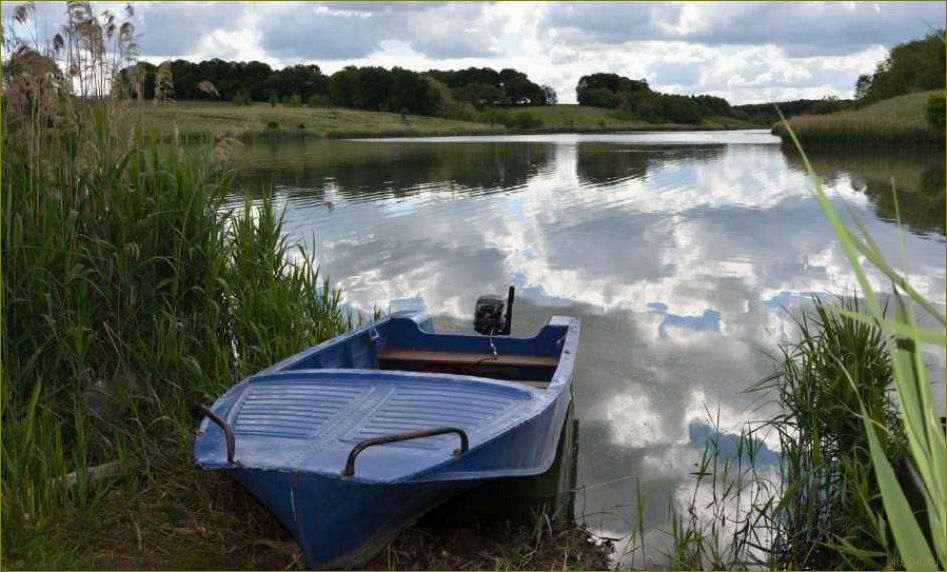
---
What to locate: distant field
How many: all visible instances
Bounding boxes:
[138,102,759,141]
[775,90,945,147]
[514,104,758,131]
[139,102,504,140]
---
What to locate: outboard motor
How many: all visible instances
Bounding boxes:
[474,286,515,335]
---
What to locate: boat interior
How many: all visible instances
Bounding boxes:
[278,314,567,391]
[377,348,559,389]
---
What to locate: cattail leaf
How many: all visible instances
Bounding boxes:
[862,409,937,570]
[828,307,946,347]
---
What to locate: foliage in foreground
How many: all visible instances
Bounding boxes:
[1,4,348,567]
[660,115,946,570]
[782,116,945,571]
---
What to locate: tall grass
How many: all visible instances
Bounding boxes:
[662,113,945,570]
[653,298,907,569]
[772,113,944,148]
[2,4,349,567]
[780,114,945,570]
[755,298,907,569]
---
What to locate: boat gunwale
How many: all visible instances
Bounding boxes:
[196,313,580,483]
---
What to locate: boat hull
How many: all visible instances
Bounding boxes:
[234,468,480,568]
[194,312,581,569]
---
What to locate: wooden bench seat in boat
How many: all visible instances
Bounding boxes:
[377,349,557,390]
[377,349,558,368]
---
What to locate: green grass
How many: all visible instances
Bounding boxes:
[139,102,761,142]
[647,295,905,570]
[781,116,945,570]
[774,90,945,147]
[1,87,351,566]
[847,91,942,123]
[754,298,907,569]
[1,8,613,568]
[509,105,759,131]
[661,115,946,570]
[141,101,506,141]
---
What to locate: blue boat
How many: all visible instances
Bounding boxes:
[194,292,579,569]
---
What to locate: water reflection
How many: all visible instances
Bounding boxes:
[235,138,555,201]
[427,402,579,527]
[227,131,946,567]
[784,149,946,236]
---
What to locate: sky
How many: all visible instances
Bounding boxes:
[5,1,945,104]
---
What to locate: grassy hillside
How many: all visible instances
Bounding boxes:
[140,102,504,140]
[843,90,940,122]
[515,104,758,131]
[138,102,759,141]
[774,90,945,147]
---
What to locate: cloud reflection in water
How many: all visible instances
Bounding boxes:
[228,131,945,565]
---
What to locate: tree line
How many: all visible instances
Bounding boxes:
[114,28,945,128]
[575,72,736,124]
[736,30,945,125]
[855,30,945,103]
[116,59,554,116]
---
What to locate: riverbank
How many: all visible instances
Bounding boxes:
[772,90,945,147]
[139,101,762,142]
[79,463,610,570]
[2,76,612,572]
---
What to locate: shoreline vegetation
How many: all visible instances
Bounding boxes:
[2,4,610,569]
[772,31,945,148]
[140,101,762,143]
[3,3,944,571]
[773,90,946,148]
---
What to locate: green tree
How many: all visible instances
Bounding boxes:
[856,31,946,102]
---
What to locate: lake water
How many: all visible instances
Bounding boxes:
[228,131,946,566]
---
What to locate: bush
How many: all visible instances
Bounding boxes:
[581,87,620,108]
[926,94,945,128]
[516,112,542,129]
[232,90,252,106]
[266,120,279,129]
[288,94,303,107]
[268,90,277,107]
[489,110,542,130]
[307,93,331,108]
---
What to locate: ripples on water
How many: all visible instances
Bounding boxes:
[227,130,945,565]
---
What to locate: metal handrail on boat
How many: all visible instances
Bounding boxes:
[196,405,237,465]
[342,427,469,477]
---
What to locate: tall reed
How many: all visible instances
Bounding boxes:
[2,3,349,567]
[662,113,945,570]
[779,113,945,570]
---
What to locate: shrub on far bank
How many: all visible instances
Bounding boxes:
[233,89,252,106]
[926,94,946,128]
[308,93,331,108]
[487,110,543,130]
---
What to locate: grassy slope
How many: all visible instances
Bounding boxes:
[522,104,758,131]
[777,90,945,146]
[140,101,504,140]
[842,90,941,122]
[140,102,759,140]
